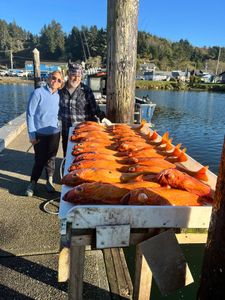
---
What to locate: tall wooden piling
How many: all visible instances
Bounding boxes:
[198,137,225,299]
[106,0,139,123]
[33,48,41,89]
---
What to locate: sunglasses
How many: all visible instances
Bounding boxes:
[51,75,62,83]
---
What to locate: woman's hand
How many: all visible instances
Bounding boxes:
[30,139,39,145]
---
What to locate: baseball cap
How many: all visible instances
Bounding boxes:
[68,63,83,76]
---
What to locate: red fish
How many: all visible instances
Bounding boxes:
[122,187,210,206]
[61,168,145,186]
[64,182,129,204]
[156,168,211,197]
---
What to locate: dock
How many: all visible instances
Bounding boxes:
[0,117,131,299]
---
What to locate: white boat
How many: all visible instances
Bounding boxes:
[86,71,156,124]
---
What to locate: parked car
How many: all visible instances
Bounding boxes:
[0,70,8,76]
[16,70,28,77]
[8,69,17,77]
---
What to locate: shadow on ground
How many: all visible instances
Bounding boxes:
[0,148,63,199]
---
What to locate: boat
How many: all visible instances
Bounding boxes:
[85,71,156,124]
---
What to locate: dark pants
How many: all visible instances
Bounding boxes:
[31,132,60,182]
[62,128,69,157]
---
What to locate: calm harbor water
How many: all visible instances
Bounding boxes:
[0,83,33,128]
[136,89,225,174]
[1,84,224,174]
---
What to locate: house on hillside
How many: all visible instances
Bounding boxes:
[171,70,189,82]
[144,70,171,81]
[139,62,156,73]
[195,70,215,83]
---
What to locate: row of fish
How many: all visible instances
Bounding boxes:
[62,121,213,206]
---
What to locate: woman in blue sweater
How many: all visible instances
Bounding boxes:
[25,71,63,197]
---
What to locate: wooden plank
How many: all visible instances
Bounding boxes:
[118,248,133,297]
[111,248,132,299]
[103,248,133,299]
[69,236,85,300]
[70,235,92,247]
[67,205,212,229]
[133,244,152,300]
[103,248,120,298]
[176,233,207,244]
[140,230,193,295]
[67,231,154,247]
[58,247,70,282]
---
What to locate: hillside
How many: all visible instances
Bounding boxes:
[0,19,224,73]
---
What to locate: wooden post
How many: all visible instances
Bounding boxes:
[10,50,13,69]
[133,245,152,300]
[106,0,139,123]
[33,48,41,89]
[69,236,85,300]
[198,136,225,299]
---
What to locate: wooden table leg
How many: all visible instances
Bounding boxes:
[69,236,85,300]
[133,244,152,300]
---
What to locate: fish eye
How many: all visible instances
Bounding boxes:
[76,186,83,192]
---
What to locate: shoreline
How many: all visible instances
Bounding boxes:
[0,76,33,85]
[2,77,225,93]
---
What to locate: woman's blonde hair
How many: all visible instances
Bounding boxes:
[48,70,64,88]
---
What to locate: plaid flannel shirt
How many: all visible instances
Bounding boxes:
[59,82,100,132]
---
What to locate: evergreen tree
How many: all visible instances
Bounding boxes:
[39,20,65,60]
[66,26,83,61]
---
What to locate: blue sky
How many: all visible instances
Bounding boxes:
[0,0,224,47]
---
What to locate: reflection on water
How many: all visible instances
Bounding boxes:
[0,84,33,128]
[136,89,225,174]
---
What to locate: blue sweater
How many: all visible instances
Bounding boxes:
[26,85,60,140]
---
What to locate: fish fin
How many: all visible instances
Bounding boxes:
[161,132,169,144]
[194,166,209,181]
[165,138,173,151]
[149,130,158,141]
[137,119,147,130]
[177,148,188,162]
[172,143,182,156]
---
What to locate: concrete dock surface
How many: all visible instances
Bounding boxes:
[0,128,112,299]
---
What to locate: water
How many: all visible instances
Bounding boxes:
[1,84,224,174]
[136,89,225,174]
[0,84,33,128]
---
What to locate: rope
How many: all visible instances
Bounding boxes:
[43,197,60,215]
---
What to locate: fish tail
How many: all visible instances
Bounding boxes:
[172,143,182,156]
[177,148,188,162]
[194,166,209,181]
[137,120,147,130]
[161,132,169,144]
[165,138,173,151]
[149,130,158,141]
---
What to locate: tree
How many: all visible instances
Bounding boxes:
[0,19,12,51]
[66,26,84,61]
[39,20,65,60]
[8,21,27,52]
